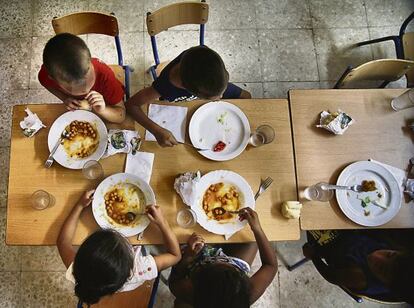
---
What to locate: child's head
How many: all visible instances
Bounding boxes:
[43,33,94,96]
[73,229,133,305]
[180,46,229,100]
[192,263,250,308]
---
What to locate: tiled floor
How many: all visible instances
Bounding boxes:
[0,0,413,307]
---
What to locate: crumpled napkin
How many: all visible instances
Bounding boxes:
[145,104,187,143]
[125,152,155,184]
[20,108,46,137]
[316,110,354,135]
[174,171,201,206]
[102,129,141,159]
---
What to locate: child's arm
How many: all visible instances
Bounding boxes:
[86,91,126,123]
[239,208,277,304]
[125,87,179,147]
[57,190,95,269]
[146,205,181,270]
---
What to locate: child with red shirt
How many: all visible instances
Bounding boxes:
[38,33,125,123]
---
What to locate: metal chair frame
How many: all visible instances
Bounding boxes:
[147,0,207,81]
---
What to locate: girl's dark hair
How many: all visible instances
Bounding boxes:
[73,229,133,306]
[192,263,250,308]
[180,45,228,99]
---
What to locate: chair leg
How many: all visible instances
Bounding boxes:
[287,257,310,271]
[333,65,353,89]
[123,65,131,100]
[356,36,398,47]
[147,275,161,308]
[150,66,157,81]
[340,286,364,303]
[379,80,390,88]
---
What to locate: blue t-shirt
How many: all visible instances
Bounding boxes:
[152,52,242,102]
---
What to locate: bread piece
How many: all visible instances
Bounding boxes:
[78,99,91,111]
[281,201,302,219]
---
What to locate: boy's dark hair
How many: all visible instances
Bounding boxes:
[43,33,91,83]
[73,229,133,306]
[390,253,414,304]
[180,46,228,99]
[192,263,250,308]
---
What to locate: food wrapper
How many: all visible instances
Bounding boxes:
[316,110,354,135]
[404,179,414,200]
[102,129,141,158]
[19,108,46,137]
[174,171,201,206]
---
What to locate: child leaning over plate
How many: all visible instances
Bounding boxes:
[169,208,277,308]
[57,190,181,306]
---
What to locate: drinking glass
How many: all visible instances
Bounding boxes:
[31,190,55,210]
[391,89,414,111]
[82,160,104,180]
[303,182,334,202]
[249,124,275,147]
[176,208,197,228]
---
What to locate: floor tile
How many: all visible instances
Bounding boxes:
[313,28,372,81]
[0,89,29,107]
[263,82,320,99]
[365,0,414,27]
[206,30,261,82]
[0,271,21,308]
[259,29,318,82]
[273,230,308,267]
[0,105,13,148]
[153,279,175,308]
[21,271,77,307]
[0,208,21,271]
[207,0,256,30]
[256,0,311,29]
[29,36,53,89]
[233,82,264,98]
[0,0,32,38]
[88,32,145,91]
[0,147,10,208]
[0,38,31,90]
[21,246,66,272]
[309,0,367,28]
[27,89,62,104]
[368,26,400,60]
[32,0,88,36]
[89,0,144,33]
[252,272,280,308]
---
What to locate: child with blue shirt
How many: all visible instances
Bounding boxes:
[126,45,251,147]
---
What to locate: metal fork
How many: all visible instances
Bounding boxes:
[179,142,210,151]
[44,130,69,168]
[254,177,274,200]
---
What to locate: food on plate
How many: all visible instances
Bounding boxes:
[62,120,99,159]
[78,99,92,111]
[202,182,241,221]
[213,141,226,152]
[281,201,302,219]
[361,180,377,192]
[104,184,146,226]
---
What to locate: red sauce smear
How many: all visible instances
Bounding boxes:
[213,141,226,152]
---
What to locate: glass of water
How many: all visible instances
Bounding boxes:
[303,182,334,202]
[391,89,414,111]
[176,208,197,228]
[31,190,55,210]
[249,124,275,147]
[82,160,104,180]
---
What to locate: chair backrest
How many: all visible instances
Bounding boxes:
[146,1,209,36]
[52,11,119,36]
[403,32,414,86]
[338,59,414,88]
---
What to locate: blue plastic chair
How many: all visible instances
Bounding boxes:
[52,12,132,99]
[146,0,209,81]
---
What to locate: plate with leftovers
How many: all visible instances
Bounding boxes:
[191,170,255,235]
[92,173,156,237]
[336,161,401,226]
[48,110,107,169]
[189,101,250,161]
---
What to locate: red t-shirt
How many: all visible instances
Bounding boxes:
[38,58,124,105]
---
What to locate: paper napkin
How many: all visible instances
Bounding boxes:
[368,159,406,194]
[125,152,155,184]
[145,104,187,143]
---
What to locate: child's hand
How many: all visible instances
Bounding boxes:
[239,207,262,233]
[146,204,166,226]
[185,233,205,256]
[86,91,106,113]
[76,189,95,208]
[63,97,81,111]
[154,128,179,147]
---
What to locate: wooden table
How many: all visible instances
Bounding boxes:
[290,89,414,230]
[6,99,299,245]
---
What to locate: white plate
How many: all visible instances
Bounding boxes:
[47,110,108,169]
[189,101,250,161]
[191,170,255,235]
[336,161,402,227]
[92,173,156,237]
